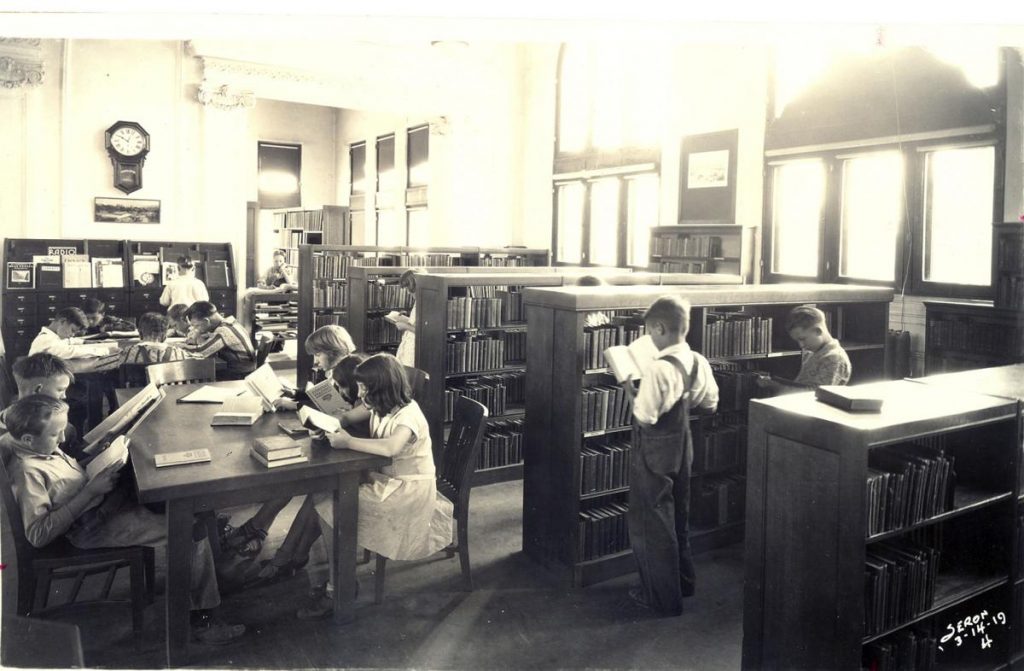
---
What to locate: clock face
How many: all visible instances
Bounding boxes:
[110,126,146,157]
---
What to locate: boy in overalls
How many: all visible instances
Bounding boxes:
[622,296,719,616]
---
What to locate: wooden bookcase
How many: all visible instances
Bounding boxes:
[521,283,894,587]
[648,224,753,278]
[2,238,236,362]
[416,272,745,487]
[994,222,1024,310]
[274,206,349,267]
[743,378,1022,670]
[924,299,1024,375]
[294,245,550,385]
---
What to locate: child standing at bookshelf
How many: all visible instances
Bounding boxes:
[159,255,209,308]
[297,353,453,619]
[393,269,419,366]
[756,305,851,393]
[621,295,718,616]
[1,395,245,644]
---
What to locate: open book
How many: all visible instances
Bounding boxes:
[244,363,286,412]
[384,311,404,326]
[305,378,349,415]
[297,405,341,434]
[602,335,661,383]
[82,383,165,455]
[85,435,130,480]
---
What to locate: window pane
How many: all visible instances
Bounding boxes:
[771,160,825,277]
[840,152,902,281]
[376,209,404,246]
[627,173,659,267]
[376,135,395,193]
[407,208,429,247]
[924,146,994,285]
[407,126,429,187]
[258,142,301,209]
[350,142,366,195]
[558,45,589,154]
[589,178,620,266]
[556,182,585,263]
[591,50,624,150]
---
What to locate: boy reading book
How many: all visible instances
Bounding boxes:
[120,312,187,365]
[756,305,851,394]
[620,295,718,617]
[1,395,244,644]
[81,297,136,335]
[1,354,85,459]
[181,301,256,380]
[28,308,123,373]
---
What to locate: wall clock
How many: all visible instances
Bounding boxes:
[104,121,150,194]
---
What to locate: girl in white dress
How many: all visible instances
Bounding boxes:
[299,353,453,619]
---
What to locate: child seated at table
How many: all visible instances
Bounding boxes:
[297,353,453,619]
[219,327,357,559]
[29,308,122,372]
[1,395,245,644]
[181,301,256,380]
[1,354,84,459]
[120,312,187,365]
[166,304,194,340]
[81,298,136,335]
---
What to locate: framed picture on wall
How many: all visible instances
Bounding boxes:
[94,197,161,224]
[678,129,738,224]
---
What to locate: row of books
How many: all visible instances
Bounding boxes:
[583,323,647,370]
[862,629,938,671]
[313,313,345,329]
[865,446,955,537]
[654,260,706,273]
[995,229,1024,274]
[864,541,940,637]
[693,425,742,474]
[444,372,525,422]
[254,301,298,335]
[578,502,630,561]
[8,256,125,290]
[702,312,773,358]
[499,290,525,322]
[368,283,414,309]
[580,438,631,495]
[651,233,725,258]
[692,475,746,529]
[927,316,1024,356]
[250,436,309,469]
[995,276,1024,311]
[580,385,632,434]
[445,336,506,374]
[447,297,506,329]
[277,209,324,231]
[477,419,524,470]
[711,364,767,412]
[504,331,526,363]
[312,280,347,309]
[365,317,402,348]
[479,256,531,267]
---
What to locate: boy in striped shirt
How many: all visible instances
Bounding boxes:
[120,312,187,365]
[181,301,256,380]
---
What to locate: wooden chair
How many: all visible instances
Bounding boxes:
[0,457,155,632]
[255,333,275,369]
[146,358,217,387]
[118,363,151,389]
[372,396,489,604]
[403,366,430,405]
[0,353,17,410]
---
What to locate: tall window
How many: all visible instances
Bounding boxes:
[258,142,301,209]
[349,142,366,243]
[406,125,430,246]
[839,152,903,282]
[770,160,825,278]
[553,44,664,266]
[923,145,995,286]
[376,134,398,244]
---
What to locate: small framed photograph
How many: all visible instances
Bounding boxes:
[94,197,161,224]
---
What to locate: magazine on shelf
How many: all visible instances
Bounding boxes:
[132,254,161,287]
[63,257,93,288]
[6,261,34,289]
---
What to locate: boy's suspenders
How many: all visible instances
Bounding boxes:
[664,355,700,407]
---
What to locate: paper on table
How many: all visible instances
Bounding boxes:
[85,435,130,480]
[297,405,341,434]
[178,385,246,404]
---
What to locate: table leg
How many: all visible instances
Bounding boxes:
[166,499,194,667]
[332,472,360,625]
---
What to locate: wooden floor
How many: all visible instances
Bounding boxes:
[2,481,745,670]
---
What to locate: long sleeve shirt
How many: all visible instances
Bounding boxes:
[3,435,102,548]
[793,339,852,387]
[182,316,256,374]
[159,275,209,308]
[632,342,719,426]
[29,327,123,373]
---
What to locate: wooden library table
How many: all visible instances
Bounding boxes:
[124,381,389,667]
[911,363,1024,400]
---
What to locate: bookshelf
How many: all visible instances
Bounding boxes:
[995,222,1024,310]
[743,378,1022,670]
[252,293,298,339]
[2,238,236,361]
[521,283,893,587]
[648,224,753,278]
[924,299,1024,374]
[294,245,550,386]
[273,206,349,267]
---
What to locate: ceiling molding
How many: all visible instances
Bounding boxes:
[0,38,44,88]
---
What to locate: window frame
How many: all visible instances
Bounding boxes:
[762,132,1001,298]
[257,141,302,210]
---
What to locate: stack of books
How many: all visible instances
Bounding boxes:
[250,435,308,468]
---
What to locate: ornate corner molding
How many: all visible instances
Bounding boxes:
[0,38,44,88]
[199,56,319,84]
[429,116,450,136]
[197,80,255,111]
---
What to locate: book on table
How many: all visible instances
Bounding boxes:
[211,396,264,426]
[305,378,350,414]
[815,385,885,412]
[252,435,306,461]
[85,435,130,480]
[602,334,661,383]
[155,449,212,468]
[244,363,286,411]
[278,419,309,437]
[297,405,341,434]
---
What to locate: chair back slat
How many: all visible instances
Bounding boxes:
[255,335,275,369]
[0,454,39,571]
[146,358,217,387]
[440,397,488,505]
[403,366,430,405]
[118,364,151,389]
